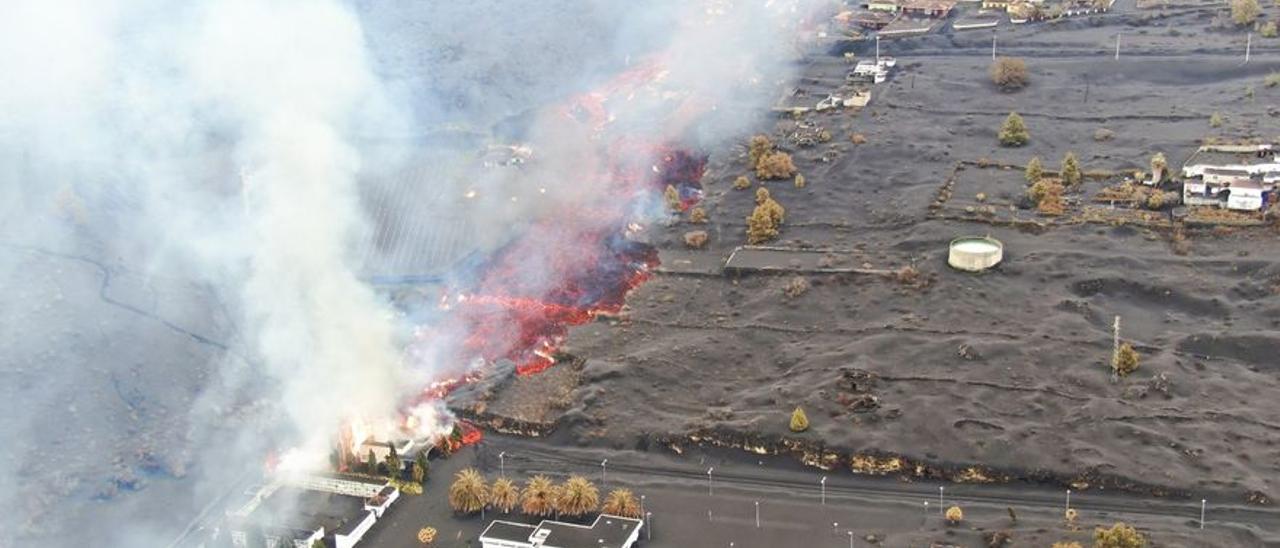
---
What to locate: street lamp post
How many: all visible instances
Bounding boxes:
[601,459,608,487]
[498,451,506,478]
[939,486,945,514]
[821,476,827,505]
[646,512,653,541]
[707,467,714,496]
[640,494,646,516]
[848,531,854,548]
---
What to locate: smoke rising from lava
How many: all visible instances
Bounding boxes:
[0,0,829,545]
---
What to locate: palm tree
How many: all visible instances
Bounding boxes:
[490,478,519,513]
[600,488,641,518]
[521,475,556,516]
[448,468,489,514]
[555,475,600,518]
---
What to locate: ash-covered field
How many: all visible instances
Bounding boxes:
[475,5,1280,538]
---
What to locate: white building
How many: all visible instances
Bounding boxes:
[227,475,398,548]
[1181,144,1280,211]
[479,514,643,548]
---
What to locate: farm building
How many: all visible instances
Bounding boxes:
[1181,144,1280,211]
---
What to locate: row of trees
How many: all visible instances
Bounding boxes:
[449,469,643,519]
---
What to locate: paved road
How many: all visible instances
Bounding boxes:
[470,434,1280,546]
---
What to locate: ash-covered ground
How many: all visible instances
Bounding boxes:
[477,2,1280,531]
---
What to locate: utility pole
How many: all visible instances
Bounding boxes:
[1114,32,1121,60]
[1245,33,1251,64]
[754,501,760,528]
[875,35,881,64]
[992,31,997,61]
[1201,499,1207,529]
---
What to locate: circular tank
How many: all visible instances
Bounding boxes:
[948,236,1003,272]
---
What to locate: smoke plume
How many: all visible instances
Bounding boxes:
[0,0,829,545]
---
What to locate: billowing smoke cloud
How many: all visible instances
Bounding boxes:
[0,0,829,545]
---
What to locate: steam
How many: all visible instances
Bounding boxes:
[0,0,829,545]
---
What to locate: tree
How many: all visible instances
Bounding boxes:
[491,478,519,513]
[1230,0,1261,26]
[521,475,557,516]
[448,468,488,514]
[1094,522,1147,548]
[1114,343,1140,376]
[1025,157,1044,183]
[790,407,810,432]
[999,112,1029,147]
[601,488,642,518]
[412,453,428,484]
[555,476,600,517]
[1262,21,1278,38]
[366,449,377,475]
[1149,153,1167,182]
[386,445,402,480]
[664,184,681,211]
[748,135,773,166]
[1051,543,1083,548]
[1061,152,1082,186]
[945,505,964,524]
[1210,112,1224,128]
[734,175,751,190]
[1028,178,1066,216]
[794,173,806,188]
[989,57,1029,91]
[312,539,327,548]
[756,151,797,180]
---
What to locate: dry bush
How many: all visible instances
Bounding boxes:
[689,207,707,223]
[945,505,964,524]
[894,265,924,286]
[733,175,751,190]
[521,475,556,516]
[989,57,1029,91]
[794,173,806,188]
[818,129,832,142]
[1149,152,1167,180]
[490,478,519,513]
[747,206,779,243]
[850,133,868,144]
[1231,0,1260,25]
[1094,128,1115,142]
[748,134,773,166]
[1094,522,1147,548]
[783,276,810,298]
[1145,192,1165,210]
[1114,343,1140,376]
[1050,543,1082,548]
[555,476,600,517]
[1262,21,1278,38]
[789,406,810,432]
[448,468,489,514]
[984,530,1013,547]
[1266,72,1280,88]
[1028,178,1066,215]
[756,150,797,180]
[1210,112,1224,128]
[999,112,1029,147]
[417,526,438,545]
[1065,508,1079,527]
[601,488,642,518]
[683,230,709,249]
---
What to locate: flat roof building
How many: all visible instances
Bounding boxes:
[479,514,643,548]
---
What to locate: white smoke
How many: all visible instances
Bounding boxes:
[0,0,832,545]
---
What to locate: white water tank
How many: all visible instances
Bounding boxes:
[948,236,1003,272]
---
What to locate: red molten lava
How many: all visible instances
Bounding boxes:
[437,420,484,454]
